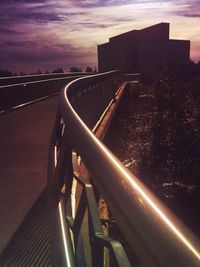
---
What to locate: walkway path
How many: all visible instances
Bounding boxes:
[0,96,58,253]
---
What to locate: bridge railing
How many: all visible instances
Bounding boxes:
[48,71,200,267]
[0,72,92,86]
[0,75,88,113]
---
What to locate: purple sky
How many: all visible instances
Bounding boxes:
[0,0,200,73]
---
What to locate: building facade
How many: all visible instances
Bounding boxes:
[97,23,190,74]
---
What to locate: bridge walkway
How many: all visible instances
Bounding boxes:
[0,96,58,256]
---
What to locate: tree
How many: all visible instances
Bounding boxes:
[52,67,64,73]
[85,66,93,72]
[37,69,42,74]
[0,69,13,77]
[69,66,82,72]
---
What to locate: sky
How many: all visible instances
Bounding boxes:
[0,0,200,74]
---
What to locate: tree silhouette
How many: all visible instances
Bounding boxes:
[0,69,13,77]
[52,67,64,73]
[85,66,93,72]
[69,67,82,72]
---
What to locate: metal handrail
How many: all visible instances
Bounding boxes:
[0,74,90,113]
[0,72,93,86]
[0,75,84,89]
[48,71,200,266]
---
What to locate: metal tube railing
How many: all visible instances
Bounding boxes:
[48,71,200,266]
[0,72,93,86]
[0,75,87,113]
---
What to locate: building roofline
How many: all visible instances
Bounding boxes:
[97,42,109,47]
[98,22,170,46]
[140,22,169,31]
[109,29,138,41]
[170,39,190,43]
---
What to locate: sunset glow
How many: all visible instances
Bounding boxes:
[0,0,199,73]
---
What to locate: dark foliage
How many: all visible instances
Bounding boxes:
[85,66,93,72]
[0,69,13,77]
[69,66,82,72]
[52,67,64,73]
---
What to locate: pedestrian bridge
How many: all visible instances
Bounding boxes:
[0,71,200,266]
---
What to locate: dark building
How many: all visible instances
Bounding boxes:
[98,22,190,74]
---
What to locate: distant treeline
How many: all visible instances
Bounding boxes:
[0,69,14,77]
[0,66,96,77]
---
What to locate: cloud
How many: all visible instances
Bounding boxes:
[0,0,47,3]
[69,0,133,8]
[0,2,64,24]
[172,0,200,18]
[0,0,199,73]
[0,28,19,34]
[180,12,200,18]
[175,8,200,18]
[1,39,82,62]
[0,32,96,73]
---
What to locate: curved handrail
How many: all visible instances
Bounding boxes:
[0,72,93,86]
[49,71,200,266]
[0,75,85,89]
[0,74,88,113]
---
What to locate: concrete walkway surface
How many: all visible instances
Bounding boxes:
[0,96,58,253]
